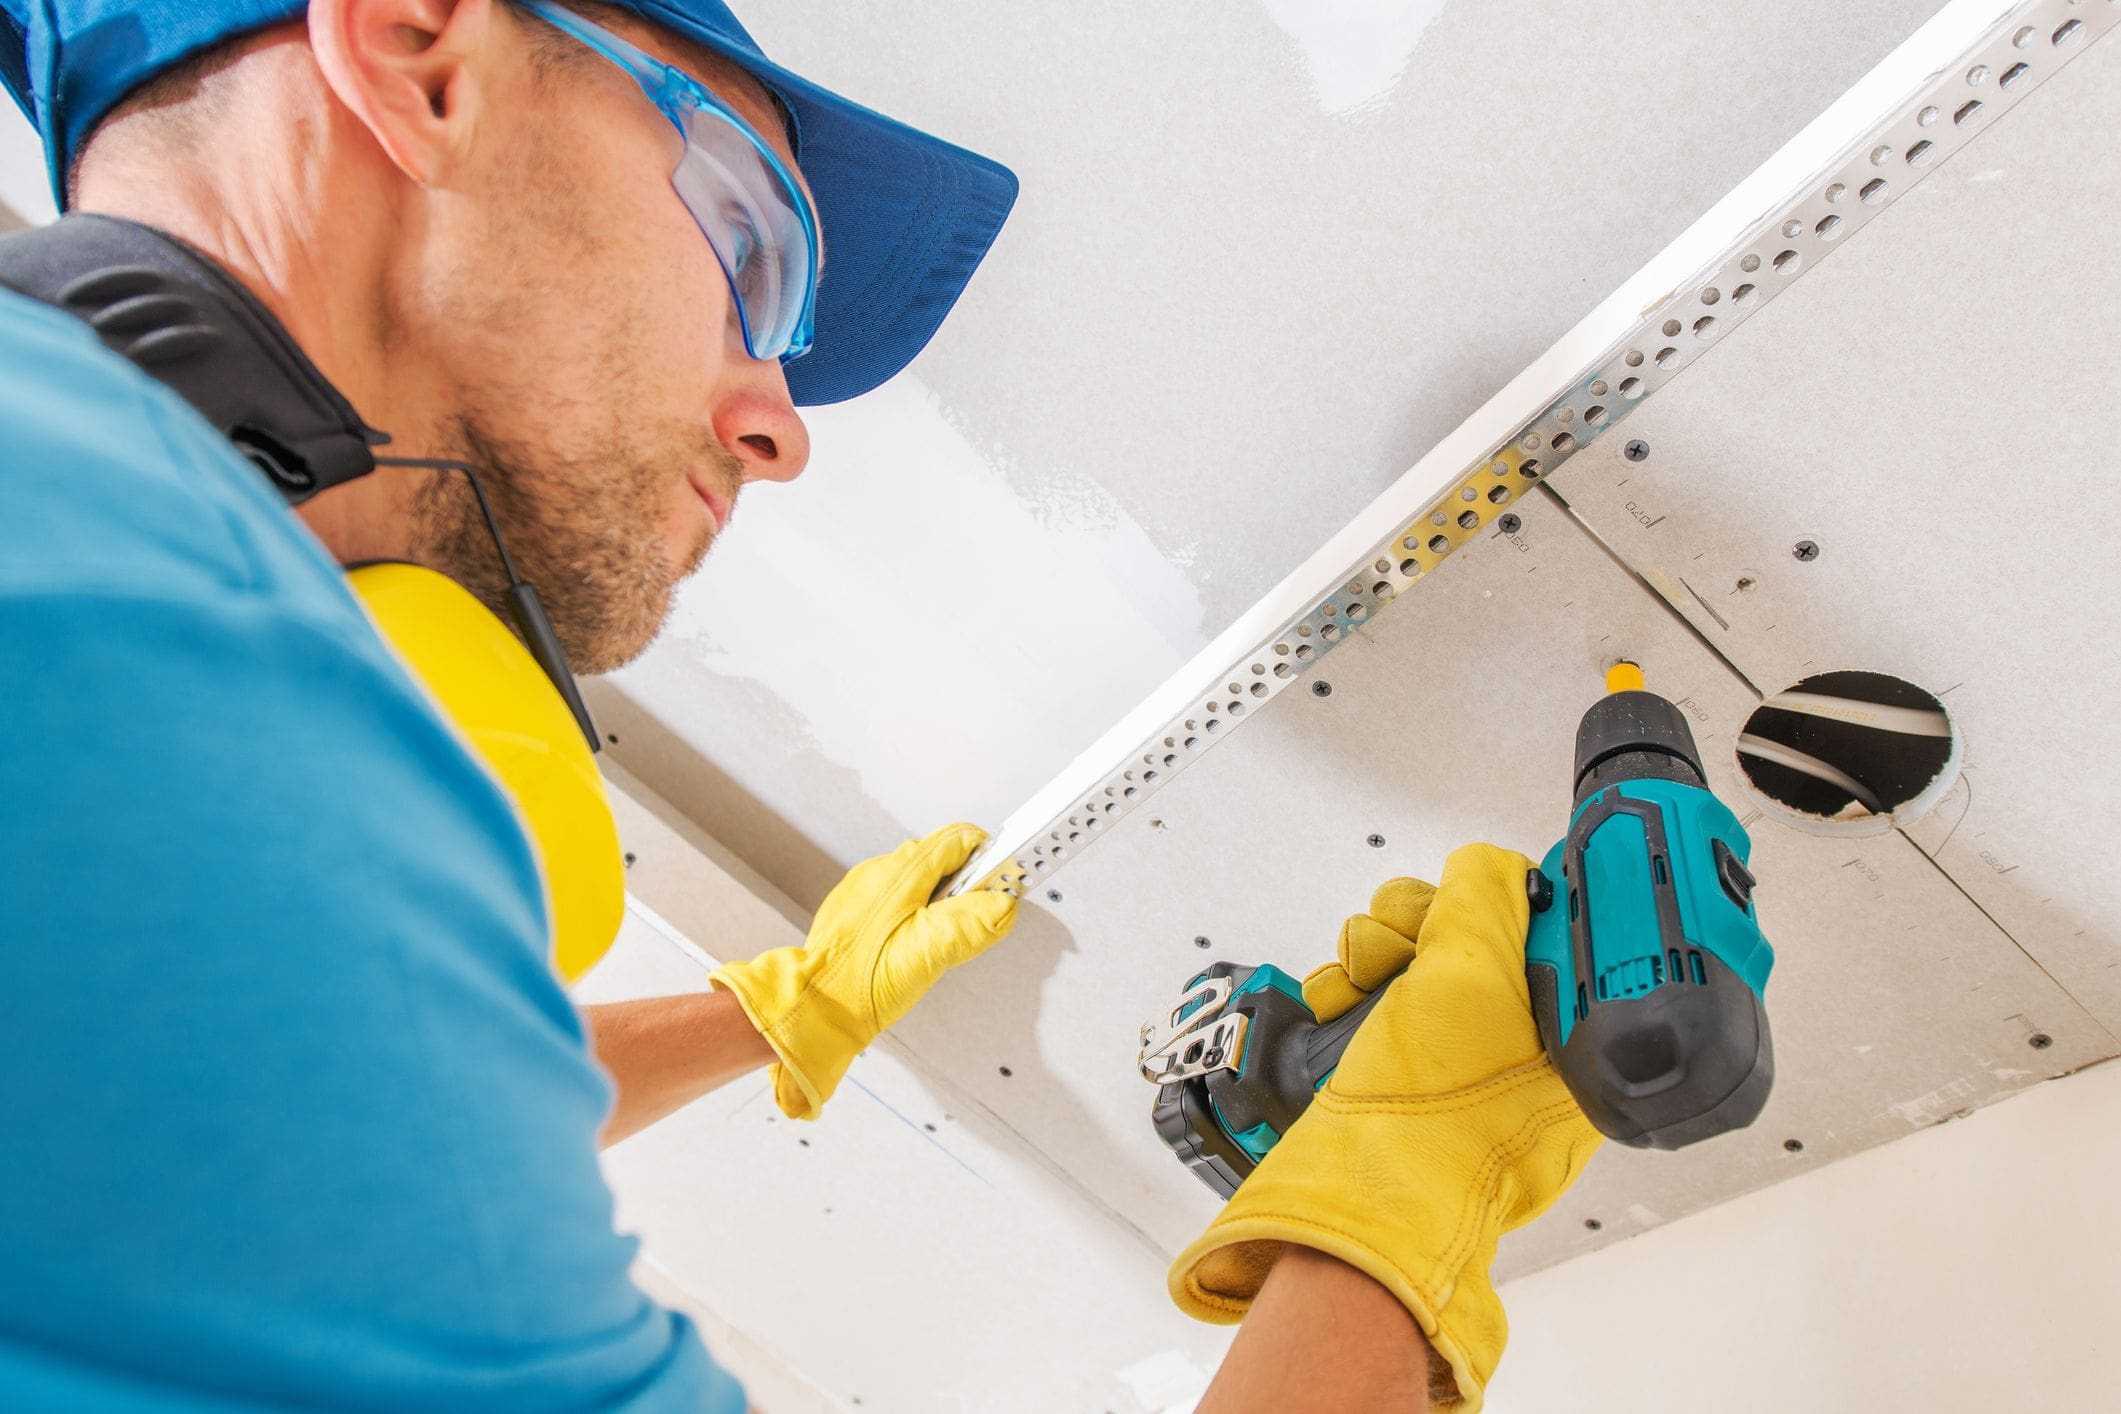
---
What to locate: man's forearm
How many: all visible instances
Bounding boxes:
[583,990,775,1146]
[1200,1246,1434,1414]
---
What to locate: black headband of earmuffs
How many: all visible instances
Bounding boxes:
[0,212,598,748]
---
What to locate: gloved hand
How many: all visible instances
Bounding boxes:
[1168,844,1603,1411]
[711,823,1017,1120]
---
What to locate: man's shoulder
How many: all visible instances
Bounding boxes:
[0,284,347,617]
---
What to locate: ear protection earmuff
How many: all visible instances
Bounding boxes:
[350,562,624,984]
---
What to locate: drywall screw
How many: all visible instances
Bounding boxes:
[1367,834,1386,848]
[1312,680,1333,697]
[1583,1218,1603,1231]
[623,852,637,868]
[1045,889,1062,903]
[1498,513,1523,534]
[2029,1032,2053,1050]
[1793,539,1820,561]
[1623,440,1650,462]
[1783,1138,1805,1153]
[1194,935,1212,949]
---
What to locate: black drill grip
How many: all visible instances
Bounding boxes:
[1302,984,1386,1090]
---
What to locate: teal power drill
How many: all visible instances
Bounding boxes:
[1142,669,1776,1197]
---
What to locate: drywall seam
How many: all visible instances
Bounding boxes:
[947,0,2105,904]
[1539,482,1768,698]
[602,764,1176,1265]
[1560,461,2121,1048]
[1521,488,2112,1115]
[1515,20,2121,1051]
[1898,837,2121,1050]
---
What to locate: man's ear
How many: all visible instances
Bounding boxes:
[309,0,497,186]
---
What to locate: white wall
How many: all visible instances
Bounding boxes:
[1488,1059,2121,1413]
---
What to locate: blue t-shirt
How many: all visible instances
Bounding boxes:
[0,288,743,1412]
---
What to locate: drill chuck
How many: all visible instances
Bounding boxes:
[1573,689,1706,799]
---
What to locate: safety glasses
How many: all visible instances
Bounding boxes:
[523,1,820,363]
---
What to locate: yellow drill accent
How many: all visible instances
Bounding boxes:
[1605,660,1646,695]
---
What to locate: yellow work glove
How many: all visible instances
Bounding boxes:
[711,823,1017,1120]
[1168,844,1603,1411]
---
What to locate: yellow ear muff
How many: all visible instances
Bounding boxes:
[347,562,623,984]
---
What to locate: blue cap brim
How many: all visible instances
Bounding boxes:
[627,4,1018,407]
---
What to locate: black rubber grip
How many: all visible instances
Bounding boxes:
[1302,986,1386,1090]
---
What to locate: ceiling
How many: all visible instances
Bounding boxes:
[588,0,1953,908]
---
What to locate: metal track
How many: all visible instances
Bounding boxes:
[947,0,2118,900]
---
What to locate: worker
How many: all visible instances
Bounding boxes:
[0,1,1597,1409]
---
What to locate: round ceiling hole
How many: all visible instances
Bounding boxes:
[1735,670,1961,836]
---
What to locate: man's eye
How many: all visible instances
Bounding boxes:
[723,220,758,275]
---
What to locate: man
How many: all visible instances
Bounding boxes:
[0,1,1595,1408]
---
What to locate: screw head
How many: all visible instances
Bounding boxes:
[1623,439,1650,462]
[1498,513,1523,535]
[1194,935,1212,949]
[1783,1138,1805,1153]
[622,852,636,868]
[1311,680,1332,698]
[2029,1032,2053,1050]
[1045,889,1062,903]
[1793,539,1820,561]
[1583,1218,1603,1232]
[1366,834,1386,848]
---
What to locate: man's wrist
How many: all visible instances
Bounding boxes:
[1200,1245,1434,1413]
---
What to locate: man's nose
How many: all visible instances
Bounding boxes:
[712,357,811,485]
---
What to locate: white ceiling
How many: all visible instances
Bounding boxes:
[595,0,1953,907]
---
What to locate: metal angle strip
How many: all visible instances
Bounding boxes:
[944,0,2117,900]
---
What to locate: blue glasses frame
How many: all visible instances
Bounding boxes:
[522,1,821,363]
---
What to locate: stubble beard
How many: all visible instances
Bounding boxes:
[413,411,721,675]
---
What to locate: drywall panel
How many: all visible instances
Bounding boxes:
[1487,1058,2121,1414]
[1550,21,2121,1032]
[595,0,1948,910]
[580,771,1237,1414]
[881,489,2113,1280]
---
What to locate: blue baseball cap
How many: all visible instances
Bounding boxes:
[0,0,1018,405]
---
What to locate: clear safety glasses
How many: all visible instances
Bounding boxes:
[523,1,820,363]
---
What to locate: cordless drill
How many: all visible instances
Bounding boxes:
[1141,668,1776,1198]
